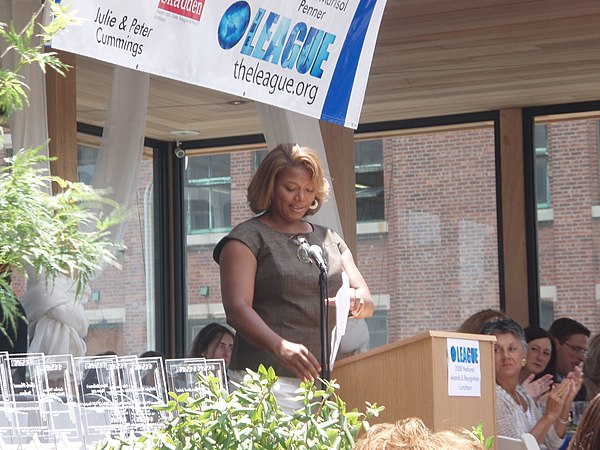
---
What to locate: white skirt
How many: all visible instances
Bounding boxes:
[228,370,303,414]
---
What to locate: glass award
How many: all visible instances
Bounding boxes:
[203,359,228,394]
[119,356,169,434]
[165,358,227,399]
[41,354,82,445]
[8,353,48,444]
[74,354,123,445]
[165,358,208,398]
[0,351,19,444]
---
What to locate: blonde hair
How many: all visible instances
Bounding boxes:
[353,418,485,450]
[568,393,600,450]
[247,143,330,216]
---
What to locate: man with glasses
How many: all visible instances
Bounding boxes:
[549,317,590,401]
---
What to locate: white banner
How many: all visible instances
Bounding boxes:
[51,0,387,129]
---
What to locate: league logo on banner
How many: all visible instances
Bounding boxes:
[51,0,388,129]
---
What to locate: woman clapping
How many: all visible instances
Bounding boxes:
[483,319,582,450]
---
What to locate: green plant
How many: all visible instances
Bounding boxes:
[0,3,125,341]
[100,365,384,450]
[0,146,126,334]
[0,1,75,117]
[472,420,494,449]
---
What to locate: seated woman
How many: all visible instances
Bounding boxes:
[520,326,556,401]
[482,318,579,450]
[189,323,234,369]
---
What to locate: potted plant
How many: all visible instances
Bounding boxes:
[0,2,125,344]
[100,365,384,450]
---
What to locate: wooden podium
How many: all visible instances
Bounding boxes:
[332,331,496,437]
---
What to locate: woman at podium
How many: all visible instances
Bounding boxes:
[482,318,580,450]
[213,144,373,404]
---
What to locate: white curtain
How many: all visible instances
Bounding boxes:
[25,66,149,356]
[90,66,150,243]
[1,0,50,162]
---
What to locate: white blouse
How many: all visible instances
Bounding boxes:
[495,384,564,450]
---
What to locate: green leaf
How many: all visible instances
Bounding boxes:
[99,366,383,450]
[0,146,126,344]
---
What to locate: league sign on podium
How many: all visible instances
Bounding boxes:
[51,0,388,129]
[446,338,482,397]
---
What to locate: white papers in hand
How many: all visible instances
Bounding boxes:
[329,272,350,369]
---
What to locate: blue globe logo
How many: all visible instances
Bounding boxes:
[218,2,251,50]
[450,346,457,362]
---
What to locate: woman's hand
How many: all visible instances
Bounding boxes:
[348,288,366,318]
[276,340,321,382]
[521,373,554,401]
[564,366,583,402]
[326,288,366,318]
[544,379,572,420]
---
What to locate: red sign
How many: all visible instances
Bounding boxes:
[157,0,204,21]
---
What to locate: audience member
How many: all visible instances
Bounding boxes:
[353,417,484,450]
[189,323,234,369]
[568,393,600,450]
[482,318,580,450]
[583,334,600,401]
[458,309,506,334]
[550,318,590,401]
[520,326,556,401]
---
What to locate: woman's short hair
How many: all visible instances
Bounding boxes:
[353,417,484,450]
[458,309,506,334]
[481,318,527,353]
[189,323,234,359]
[247,143,330,216]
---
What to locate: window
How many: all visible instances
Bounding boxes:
[533,114,600,336]
[185,154,231,233]
[77,144,99,184]
[0,133,12,162]
[253,149,268,172]
[76,136,156,356]
[355,140,384,222]
[534,124,550,209]
[364,310,388,349]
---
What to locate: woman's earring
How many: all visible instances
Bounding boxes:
[309,199,319,210]
[521,358,527,367]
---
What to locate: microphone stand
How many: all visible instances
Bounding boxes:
[318,266,330,385]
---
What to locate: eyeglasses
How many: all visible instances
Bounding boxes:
[560,341,588,356]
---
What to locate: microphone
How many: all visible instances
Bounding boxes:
[308,244,328,273]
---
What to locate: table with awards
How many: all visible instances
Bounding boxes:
[0,351,228,449]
